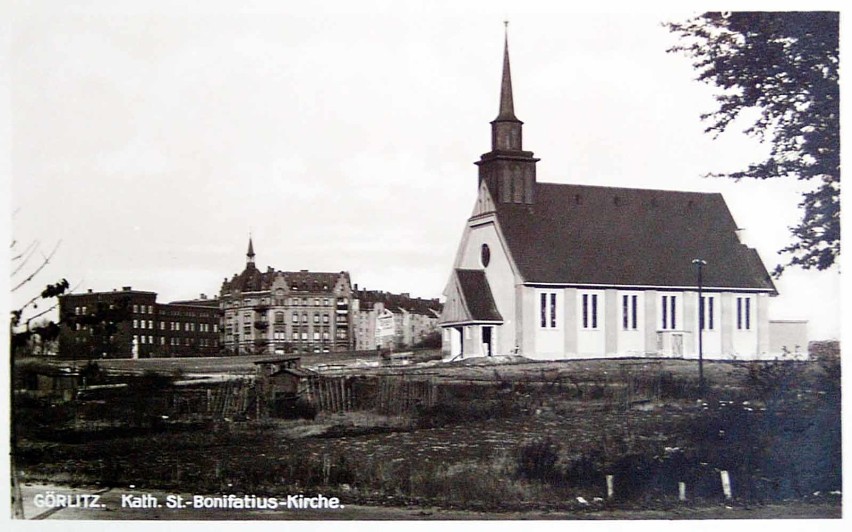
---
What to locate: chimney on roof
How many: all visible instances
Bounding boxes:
[354,283,358,291]
[200,293,207,300]
[122,286,132,291]
[87,289,93,293]
[300,269,308,273]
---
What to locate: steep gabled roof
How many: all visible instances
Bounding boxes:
[456,269,503,321]
[494,183,776,291]
[222,269,350,294]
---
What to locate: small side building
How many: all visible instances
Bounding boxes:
[253,357,316,417]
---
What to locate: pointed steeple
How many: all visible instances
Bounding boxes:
[476,22,538,206]
[496,22,518,122]
[246,236,255,265]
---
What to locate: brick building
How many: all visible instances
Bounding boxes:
[58,287,221,359]
[219,239,354,355]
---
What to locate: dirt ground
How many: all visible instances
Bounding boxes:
[15,352,840,521]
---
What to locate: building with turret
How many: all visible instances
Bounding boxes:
[219,239,354,355]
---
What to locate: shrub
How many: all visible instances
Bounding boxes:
[515,437,562,484]
[272,398,317,420]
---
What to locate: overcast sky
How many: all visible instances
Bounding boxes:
[4,1,842,341]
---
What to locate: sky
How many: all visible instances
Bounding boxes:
[3,0,843,341]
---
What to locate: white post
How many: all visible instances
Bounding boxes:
[606,475,614,499]
[678,481,686,501]
[720,470,732,500]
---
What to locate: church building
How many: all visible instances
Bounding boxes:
[439,31,778,361]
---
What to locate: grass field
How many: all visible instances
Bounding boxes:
[14,344,841,519]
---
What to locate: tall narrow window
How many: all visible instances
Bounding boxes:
[745,298,751,330]
[661,294,678,330]
[670,296,676,329]
[737,298,743,330]
[550,293,557,328]
[540,292,558,329]
[631,295,638,329]
[581,292,598,330]
[622,295,639,330]
[591,294,598,329]
[708,297,714,330]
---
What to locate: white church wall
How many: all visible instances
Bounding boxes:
[616,290,645,356]
[457,220,518,355]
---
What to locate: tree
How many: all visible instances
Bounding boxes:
[9,237,128,517]
[666,12,839,275]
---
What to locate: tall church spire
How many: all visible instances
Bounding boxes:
[490,21,524,152]
[476,22,538,206]
[496,21,518,122]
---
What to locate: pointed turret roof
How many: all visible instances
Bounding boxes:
[247,237,255,259]
[495,24,519,122]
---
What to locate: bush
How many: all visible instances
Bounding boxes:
[515,437,562,484]
[272,398,317,420]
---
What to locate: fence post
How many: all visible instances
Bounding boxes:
[678,481,686,501]
[606,475,614,499]
[720,470,732,500]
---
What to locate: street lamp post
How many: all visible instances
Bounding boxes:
[692,259,707,397]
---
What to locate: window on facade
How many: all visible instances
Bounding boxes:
[275,311,284,323]
[133,305,139,313]
[322,331,329,340]
[302,313,308,323]
[700,296,716,331]
[622,294,638,330]
[736,296,752,330]
[323,314,329,324]
[581,293,598,329]
[301,332,308,340]
[539,292,558,328]
[313,314,320,324]
[660,295,677,330]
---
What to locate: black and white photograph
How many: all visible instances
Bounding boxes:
[3,0,844,525]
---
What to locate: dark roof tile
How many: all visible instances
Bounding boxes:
[496,183,776,291]
[456,269,503,321]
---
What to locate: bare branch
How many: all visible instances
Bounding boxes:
[11,241,40,275]
[11,240,62,292]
